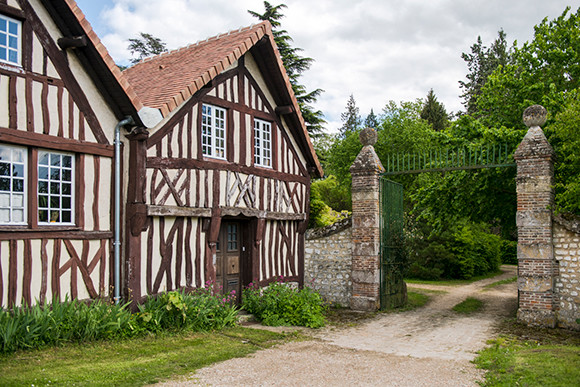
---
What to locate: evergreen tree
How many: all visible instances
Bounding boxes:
[459,29,513,115]
[127,33,168,64]
[364,109,379,129]
[249,2,325,136]
[339,94,361,137]
[420,89,448,131]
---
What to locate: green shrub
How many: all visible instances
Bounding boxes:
[242,280,326,328]
[0,297,133,354]
[136,284,238,332]
[500,239,518,264]
[0,284,239,354]
[406,220,502,280]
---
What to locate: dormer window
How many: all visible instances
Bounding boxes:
[0,14,21,66]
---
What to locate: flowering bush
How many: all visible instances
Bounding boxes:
[242,278,326,328]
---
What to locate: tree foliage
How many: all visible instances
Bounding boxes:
[459,29,514,115]
[420,89,449,131]
[364,109,379,129]
[339,94,361,138]
[127,33,168,64]
[248,2,325,136]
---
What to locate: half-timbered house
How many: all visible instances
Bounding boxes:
[0,0,321,308]
[0,0,144,308]
[123,21,322,303]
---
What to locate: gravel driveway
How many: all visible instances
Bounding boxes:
[160,265,518,386]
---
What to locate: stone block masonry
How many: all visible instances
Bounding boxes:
[304,217,352,306]
[553,215,580,330]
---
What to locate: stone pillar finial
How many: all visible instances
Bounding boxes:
[523,104,547,128]
[515,105,557,328]
[349,127,384,311]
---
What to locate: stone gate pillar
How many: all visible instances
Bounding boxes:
[514,105,557,327]
[350,128,384,311]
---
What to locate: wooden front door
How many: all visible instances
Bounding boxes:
[216,221,242,301]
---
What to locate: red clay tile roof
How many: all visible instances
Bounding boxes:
[124,22,270,117]
[64,0,143,112]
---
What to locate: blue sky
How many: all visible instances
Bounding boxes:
[74,0,576,133]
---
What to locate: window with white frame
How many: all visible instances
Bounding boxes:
[0,14,21,66]
[201,104,226,159]
[254,118,272,167]
[0,145,26,224]
[38,151,74,224]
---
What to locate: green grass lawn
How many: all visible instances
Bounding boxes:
[475,320,580,386]
[0,327,295,386]
[484,276,517,289]
[452,297,484,314]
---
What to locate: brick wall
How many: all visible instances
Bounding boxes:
[304,218,352,307]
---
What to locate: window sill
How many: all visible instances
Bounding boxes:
[0,225,81,232]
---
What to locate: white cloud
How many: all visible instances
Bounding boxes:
[79,0,575,132]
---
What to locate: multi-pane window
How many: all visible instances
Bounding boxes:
[0,145,26,224]
[227,223,238,251]
[201,104,226,159]
[38,152,74,224]
[254,119,272,167]
[0,15,21,66]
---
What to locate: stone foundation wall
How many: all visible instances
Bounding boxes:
[304,218,352,307]
[554,215,580,330]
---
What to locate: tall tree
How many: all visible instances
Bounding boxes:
[420,89,448,131]
[127,33,168,64]
[249,2,325,136]
[364,108,379,129]
[459,29,513,115]
[339,94,361,138]
[474,6,580,128]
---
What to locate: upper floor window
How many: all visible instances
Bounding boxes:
[0,14,21,66]
[201,104,226,159]
[254,119,272,167]
[0,145,26,224]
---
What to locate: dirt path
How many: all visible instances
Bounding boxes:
[161,266,518,386]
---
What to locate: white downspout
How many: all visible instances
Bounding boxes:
[114,116,134,304]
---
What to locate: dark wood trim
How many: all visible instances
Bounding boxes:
[0,67,64,86]
[22,240,31,305]
[8,75,17,128]
[25,76,33,132]
[0,230,112,240]
[146,68,238,148]
[22,13,32,72]
[148,205,211,217]
[275,105,294,115]
[17,0,109,145]
[185,217,193,287]
[226,107,234,162]
[76,153,84,228]
[63,239,98,298]
[0,127,114,157]
[52,239,60,299]
[195,218,201,287]
[0,3,25,19]
[28,147,38,228]
[41,79,49,134]
[8,240,17,307]
[92,156,100,229]
[57,36,88,50]
[202,95,274,122]
[196,102,203,160]
[40,238,48,304]
[146,157,310,185]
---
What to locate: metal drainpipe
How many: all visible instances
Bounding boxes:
[114,117,134,304]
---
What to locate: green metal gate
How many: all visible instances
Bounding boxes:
[379,177,407,309]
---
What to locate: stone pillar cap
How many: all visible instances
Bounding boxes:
[523,105,547,128]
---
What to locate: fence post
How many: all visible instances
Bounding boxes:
[350,128,384,311]
[513,105,557,327]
